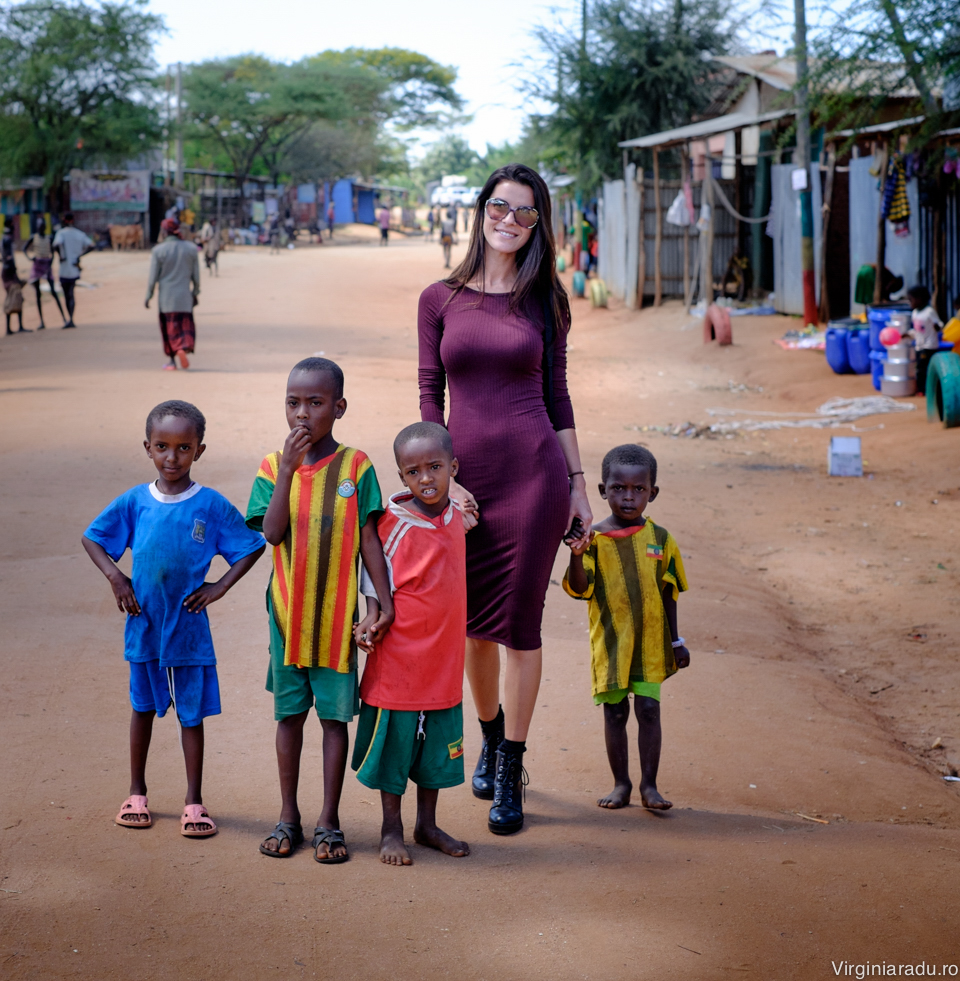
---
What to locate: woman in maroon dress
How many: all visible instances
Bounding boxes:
[418,164,592,835]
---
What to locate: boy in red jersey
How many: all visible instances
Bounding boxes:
[352,421,476,865]
[247,358,394,863]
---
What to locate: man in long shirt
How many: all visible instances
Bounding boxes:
[145,217,200,370]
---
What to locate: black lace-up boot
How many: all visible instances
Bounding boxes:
[471,706,504,800]
[488,739,527,835]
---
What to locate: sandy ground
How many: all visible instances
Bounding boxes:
[1,235,959,981]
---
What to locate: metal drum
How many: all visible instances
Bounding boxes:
[882,339,917,395]
[884,339,917,378]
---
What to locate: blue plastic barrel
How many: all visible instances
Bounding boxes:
[846,329,871,374]
[825,328,851,373]
[867,304,910,351]
[869,348,887,391]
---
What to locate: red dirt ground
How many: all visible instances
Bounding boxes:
[1,234,958,980]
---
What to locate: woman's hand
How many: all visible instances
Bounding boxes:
[565,474,593,550]
[448,477,479,530]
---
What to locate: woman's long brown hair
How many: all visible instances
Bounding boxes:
[443,164,570,332]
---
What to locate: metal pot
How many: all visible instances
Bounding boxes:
[881,375,917,397]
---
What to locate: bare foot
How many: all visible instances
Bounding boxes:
[118,811,150,825]
[640,786,673,810]
[413,823,470,857]
[380,831,412,866]
[261,834,292,855]
[598,783,633,809]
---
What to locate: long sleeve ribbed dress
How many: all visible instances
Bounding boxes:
[418,281,574,651]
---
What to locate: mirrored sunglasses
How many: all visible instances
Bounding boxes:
[485,198,539,229]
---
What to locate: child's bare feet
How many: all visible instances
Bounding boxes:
[380,831,412,866]
[640,786,673,810]
[597,782,632,808]
[413,822,470,857]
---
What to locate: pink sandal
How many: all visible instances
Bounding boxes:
[115,795,152,828]
[181,804,217,837]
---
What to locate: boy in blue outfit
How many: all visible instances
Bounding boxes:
[83,400,264,836]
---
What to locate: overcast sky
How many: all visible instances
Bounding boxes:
[147,0,803,158]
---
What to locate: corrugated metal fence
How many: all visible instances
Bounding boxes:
[599,174,739,303]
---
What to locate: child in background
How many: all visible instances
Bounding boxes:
[941,295,960,354]
[907,285,942,394]
[563,444,689,812]
[82,400,265,836]
[247,357,394,863]
[352,421,473,866]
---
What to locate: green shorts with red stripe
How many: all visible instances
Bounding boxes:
[351,702,464,796]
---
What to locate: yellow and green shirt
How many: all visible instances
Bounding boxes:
[562,520,687,697]
[245,445,383,671]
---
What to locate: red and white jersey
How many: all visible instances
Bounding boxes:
[360,492,467,711]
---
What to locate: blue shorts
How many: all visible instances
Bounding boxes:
[129,660,221,727]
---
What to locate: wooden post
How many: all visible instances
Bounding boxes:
[638,174,646,304]
[818,146,836,324]
[932,170,945,318]
[701,156,716,305]
[872,141,888,305]
[681,146,691,313]
[653,148,663,307]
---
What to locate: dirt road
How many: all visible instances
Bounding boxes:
[1,236,958,980]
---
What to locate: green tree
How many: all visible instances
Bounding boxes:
[309,47,464,128]
[0,0,163,193]
[809,0,960,142]
[417,133,481,184]
[183,56,373,196]
[527,0,737,187]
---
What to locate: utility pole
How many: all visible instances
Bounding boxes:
[794,0,818,326]
[164,67,171,187]
[175,61,184,189]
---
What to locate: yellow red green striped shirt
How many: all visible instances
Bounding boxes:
[562,520,687,697]
[245,445,383,671]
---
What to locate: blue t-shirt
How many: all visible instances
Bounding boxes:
[84,482,264,667]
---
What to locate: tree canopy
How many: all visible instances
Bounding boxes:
[809,0,960,144]
[183,48,463,189]
[0,0,163,189]
[526,0,737,187]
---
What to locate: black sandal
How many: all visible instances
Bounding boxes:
[259,821,303,857]
[312,826,349,864]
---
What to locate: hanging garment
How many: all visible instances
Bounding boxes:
[665,192,691,226]
[886,157,910,237]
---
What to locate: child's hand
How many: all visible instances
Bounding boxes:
[367,604,395,643]
[109,572,141,616]
[183,581,227,613]
[568,531,595,556]
[280,425,313,473]
[354,610,380,654]
[460,499,479,531]
[674,645,691,669]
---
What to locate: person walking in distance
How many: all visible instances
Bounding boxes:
[439,212,457,270]
[145,217,200,371]
[52,212,94,329]
[379,205,391,246]
[24,216,67,329]
[327,201,335,240]
[418,164,592,835]
[2,222,28,334]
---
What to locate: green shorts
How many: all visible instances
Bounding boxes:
[351,702,464,796]
[594,680,662,705]
[265,611,359,722]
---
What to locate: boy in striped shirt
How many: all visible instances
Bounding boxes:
[563,445,689,812]
[246,358,394,863]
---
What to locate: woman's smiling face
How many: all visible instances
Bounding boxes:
[482,180,535,258]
